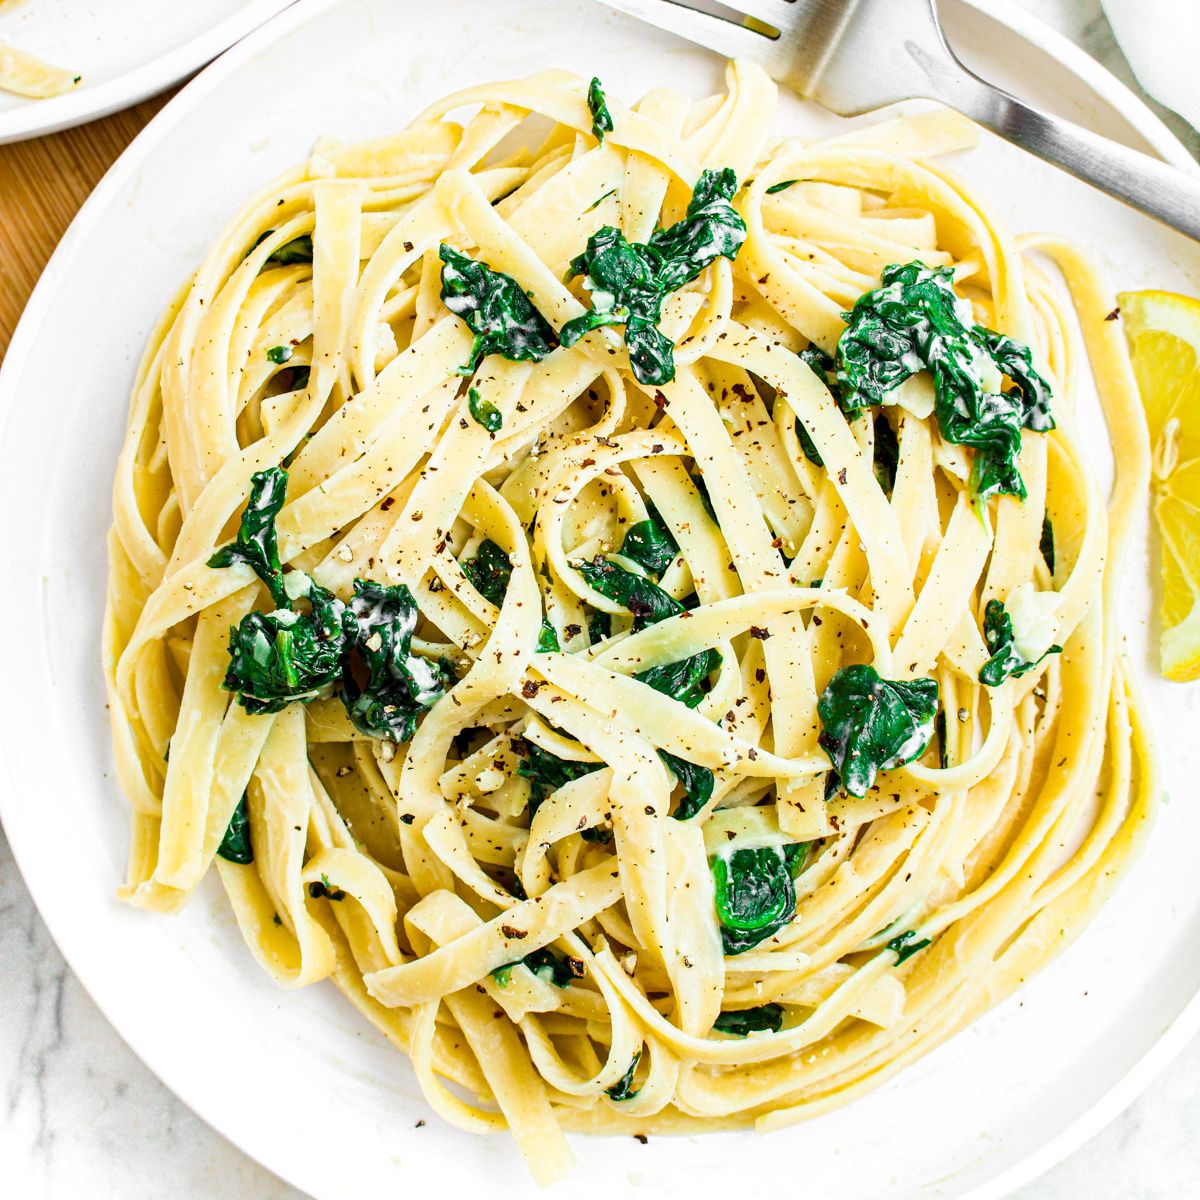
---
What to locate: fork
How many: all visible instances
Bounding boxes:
[593,0,1200,241]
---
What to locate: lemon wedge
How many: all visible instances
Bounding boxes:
[1118,289,1200,682]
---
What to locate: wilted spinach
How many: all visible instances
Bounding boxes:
[580,557,683,631]
[517,739,603,815]
[587,77,614,144]
[559,168,747,385]
[492,946,575,988]
[817,664,939,797]
[619,512,678,575]
[340,580,451,742]
[712,1003,784,1036]
[208,467,290,607]
[605,1054,641,1101]
[439,244,558,375]
[467,386,503,434]
[216,794,254,864]
[712,845,798,955]
[978,597,1062,687]
[221,582,351,715]
[837,262,1054,502]
[887,929,931,965]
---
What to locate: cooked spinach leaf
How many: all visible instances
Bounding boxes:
[587,610,612,645]
[216,794,253,864]
[560,169,746,385]
[887,929,931,965]
[935,709,949,770]
[266,345,293,365]
[619,513,678,575]
[837,262,1054,502]
[660,749,714,820]
[208,467,290,608]
[794,418,824,468]
[463,539,513,607]
[222,581,351,715]
[605,1054,641,1101]
[492,946,575,989]
[467,386,503,434]
[580,557,684,631]
[340,580,451,743]
[635,647,719,708]
[766,179,800,195]
[817,664,939,798]
[438,244,558,375]
[713,1003,784,1036]
[712,845,797,955]
[1040,514,1056,574]
[264,233,313,266]
[978,597,1062,688]
[587,77,614,144]
[873,411,900,496]
[462,540,557,653]
[794,347,841,466]
[517,739,603,815]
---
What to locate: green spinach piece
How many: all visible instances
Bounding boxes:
[462,540,557,652]
[208,467,290,608]
[262,233,313,266]
[817,664,938,798]
[887,930,931,965]
[1040,515,1056,574]
[837,262,1054,502]
[438,244,558,376]
[712,1003,784,1036]
[580,557,683,631]
[619,513,678,575]
[587,610,612,645]
[222,582,351,715]
[635,647,719,708]
[463,539,513,607]
[517,740,603,815]
[660,750,714,820]
[467,386,503,434]
[492,947,575,989]
[873,412,900,496]
[978,597,1062,688]
[559,168,747,385]
[766,179,800,195]
[216,794,254,864]
[340,580,451,743]
[587,77,614,144]
[712,845,797,955]
[266,345,293,365]
[605,1054,641,1101]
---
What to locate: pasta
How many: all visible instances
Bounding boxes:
[104,61,1156,1183]
[0,41,79,99]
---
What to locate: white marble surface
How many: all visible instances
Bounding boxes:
[3,2,1200,1197]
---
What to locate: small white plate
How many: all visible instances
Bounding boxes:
[1,1,1198,1198]
[0,0,294,143]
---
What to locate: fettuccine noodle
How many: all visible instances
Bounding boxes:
[104,62,1155,1183]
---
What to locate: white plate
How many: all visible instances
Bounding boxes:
[1,1,1199,1197]
[0,0,294,143]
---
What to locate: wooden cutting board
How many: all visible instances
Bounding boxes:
[0,91,174,360]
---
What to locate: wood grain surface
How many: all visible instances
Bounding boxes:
[0,91,174,360]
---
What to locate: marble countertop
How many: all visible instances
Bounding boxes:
[3,2,1199,1197]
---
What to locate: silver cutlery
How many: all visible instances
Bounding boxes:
[593,0,1200,240]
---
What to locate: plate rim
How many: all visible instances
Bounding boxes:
[1,0,1197,1196]
[0,0,297,144]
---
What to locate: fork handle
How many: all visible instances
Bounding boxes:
[923,60,1200,241]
